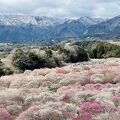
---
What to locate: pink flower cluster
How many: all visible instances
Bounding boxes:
[0,63,120,120]
[0,108,11,120]
[80,101,105,114]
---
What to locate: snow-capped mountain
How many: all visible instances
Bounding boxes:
[87,15,120,35]
[0,15,119,43]
[0,15,37,26]
[0,15,66,27]
[77,16,104,26]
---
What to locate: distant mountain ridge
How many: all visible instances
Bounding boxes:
[0,15,119,43]
[77,16,104,26]
[0,15,66,27]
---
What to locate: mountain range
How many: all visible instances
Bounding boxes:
[0,15,120,43]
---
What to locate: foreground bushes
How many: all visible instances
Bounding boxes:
[1,40,120,75]
[58,43,89,63]
[0,61,13,76]
[11,49,62,71]
[73,41,120,58]
[9,43,89,72]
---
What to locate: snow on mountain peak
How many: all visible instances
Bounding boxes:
[77,16,104,26]
[0,15,66,27]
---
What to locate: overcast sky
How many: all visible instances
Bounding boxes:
[0,0,120,18]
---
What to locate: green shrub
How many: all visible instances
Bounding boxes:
[12,49,62,71]
[58,43,89,63]
[0,60,13,76]
[8,44,89,72]
[73,41,120,58]
[12,50,47,71]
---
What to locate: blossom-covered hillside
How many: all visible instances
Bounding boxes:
[0,63,120,120]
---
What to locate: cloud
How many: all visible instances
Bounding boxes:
[93,1,120,18]
[0,0,119,18]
